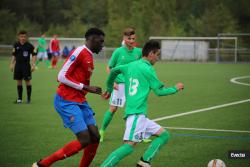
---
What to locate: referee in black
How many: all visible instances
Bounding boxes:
[10,30,36,104]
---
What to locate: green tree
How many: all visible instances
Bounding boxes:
[104,0,132,46]
[167,20,186,36]
[0,10,17,44]
[0,0,249,47]
[223,0,250,32]
[16,16,41,37]
[61,0,108,27]
[46,19,88,38]
[201,3,238,36]
[186,3,238,36]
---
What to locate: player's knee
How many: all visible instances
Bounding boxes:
[76,132,91,147]
[78,137,91,148]
[110,106,117,113]
[17,80,22,85]
[91,132,101,143]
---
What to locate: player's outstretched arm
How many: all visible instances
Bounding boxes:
[153,82,184,96]
[83,85,102,95]
[102,64,127,99]
[106,65,126,92]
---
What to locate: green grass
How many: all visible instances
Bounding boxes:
[0,57,250,167]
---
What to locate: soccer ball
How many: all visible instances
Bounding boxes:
[207,159,226,167]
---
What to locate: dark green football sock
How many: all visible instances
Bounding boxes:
[100,144,134,167]
[101,110,114,131]
[45,60,50,67]
[142,131,170,162]
[35,60,39,66]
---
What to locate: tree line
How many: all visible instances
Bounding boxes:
[0,0,249,47]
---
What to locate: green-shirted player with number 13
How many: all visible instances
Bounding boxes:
[99,27,142,142]
[101,40,184,167]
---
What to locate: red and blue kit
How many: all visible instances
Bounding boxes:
[50,38,60,54]
[57,45,94,103]
[55,45,96,134]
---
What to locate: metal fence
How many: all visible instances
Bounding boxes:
[150,35,250,63]
[2,35,249,62]
[0,44,115,60]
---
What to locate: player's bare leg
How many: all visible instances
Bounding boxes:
[79,125,100,167]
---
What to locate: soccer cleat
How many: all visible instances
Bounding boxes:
[32,161,44,167]
[32,162,39,167]
[99,129,105,142]
[137,158,151,167]
[142,138,152,143]
[14,99,22,104]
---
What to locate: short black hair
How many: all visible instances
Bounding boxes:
[18,30,27,35]
[85,28,105,39]
[142,40,161,56]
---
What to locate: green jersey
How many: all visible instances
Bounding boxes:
[37,37,47,52]
[106,59,178,118]
[108,46,142,83]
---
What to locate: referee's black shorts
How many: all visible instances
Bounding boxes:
[14,63,32,80]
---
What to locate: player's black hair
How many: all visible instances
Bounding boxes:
[18,30,27,35]
[142,40,161,56]
[85,28,105,39]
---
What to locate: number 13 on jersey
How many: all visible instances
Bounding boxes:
[129,78,139,96]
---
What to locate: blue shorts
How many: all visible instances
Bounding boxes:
[54,94,96,134]
[52,51,60,56]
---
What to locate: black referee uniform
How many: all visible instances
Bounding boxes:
[13,41,36,80]
[12,41,36,103]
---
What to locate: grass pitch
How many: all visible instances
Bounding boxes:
[0,57,249,167]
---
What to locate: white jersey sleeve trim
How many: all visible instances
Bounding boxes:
[58,45,85,90]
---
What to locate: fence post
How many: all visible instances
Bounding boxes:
[216,34,220,63]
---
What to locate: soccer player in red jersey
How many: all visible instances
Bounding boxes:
[49,34,60,68]
[32,28,105,167]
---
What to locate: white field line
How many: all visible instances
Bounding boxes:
[153,99,250,122]
[163,126,250,133]
[230,76,250,86]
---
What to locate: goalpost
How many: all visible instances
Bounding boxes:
[217,33,250,63]
[149,36,238,62]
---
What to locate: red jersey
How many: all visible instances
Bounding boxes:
[57,45,94,103]
[50,38,60,52]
